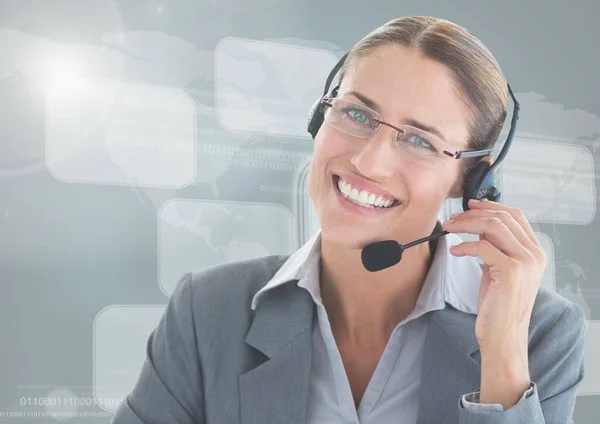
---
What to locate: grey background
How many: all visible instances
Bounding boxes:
[1,0,599,422]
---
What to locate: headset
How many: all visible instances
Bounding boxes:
[307,52,520,212]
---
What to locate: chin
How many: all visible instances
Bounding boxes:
[319,220,390,251]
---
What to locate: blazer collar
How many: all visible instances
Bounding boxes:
[245,278,314,358]
[245,281,480,360]
[241,279,315,424]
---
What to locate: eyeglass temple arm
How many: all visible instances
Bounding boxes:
[444,149,494,159]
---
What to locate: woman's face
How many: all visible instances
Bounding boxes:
[307,44,473,249]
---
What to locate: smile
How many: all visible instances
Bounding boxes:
[333,175,401,210]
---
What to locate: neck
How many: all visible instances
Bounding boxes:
[319,226,438,343]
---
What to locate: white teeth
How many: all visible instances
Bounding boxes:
[340,182,351,197]
[336,177,398,209]
[358,190,368,203]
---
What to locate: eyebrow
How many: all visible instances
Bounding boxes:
[346,90,449,143]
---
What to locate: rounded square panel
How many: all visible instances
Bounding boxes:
[45,80,196,188]
[215,37,338,137]
[93,305,166,411]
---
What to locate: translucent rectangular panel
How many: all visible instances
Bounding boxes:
[93,305,166,411]
[499,138,596,224]
[215,37,338,137]
[45,80,196,188]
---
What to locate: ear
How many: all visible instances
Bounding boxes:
[447,181,461,199]
[447,174,464,199]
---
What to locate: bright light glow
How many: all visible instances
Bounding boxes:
[38,54,86,97]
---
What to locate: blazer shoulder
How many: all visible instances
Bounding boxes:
[528,286,586,353]
[530,287,586,333]
[179,254,290,319]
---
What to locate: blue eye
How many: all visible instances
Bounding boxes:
[410,134,435,150]
[344,107,372,127]
[396,132,437,153]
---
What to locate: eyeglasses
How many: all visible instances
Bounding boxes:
[321,97,492,167]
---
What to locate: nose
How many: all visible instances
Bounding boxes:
[350,127,397,179]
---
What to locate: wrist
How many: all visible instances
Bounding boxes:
[480,351,530,408]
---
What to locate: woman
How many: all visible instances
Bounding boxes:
[112,16,585,424]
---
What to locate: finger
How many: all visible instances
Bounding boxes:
[450,208,538,255]
[467,199,547,264]
[467,199,541,249]
[443,215,529,260]
[449,239,516,273]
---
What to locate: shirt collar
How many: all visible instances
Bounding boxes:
[250,224,482,317]
[250,229,322,311]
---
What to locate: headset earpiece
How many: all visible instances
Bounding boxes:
[307,97,324,139]
[307,53,347,140]
[460,84,519,211]
[461,160,501,211]
[307,85,339,140]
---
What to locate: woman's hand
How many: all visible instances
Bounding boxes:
[442,198,547,408]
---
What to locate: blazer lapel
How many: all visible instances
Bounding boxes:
[416,305,483,424]
[240,280,315,424]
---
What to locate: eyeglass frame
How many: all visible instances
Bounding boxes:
[320,86,492,160]
[309,52,519,188]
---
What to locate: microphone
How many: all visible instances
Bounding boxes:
[361,229,449,272]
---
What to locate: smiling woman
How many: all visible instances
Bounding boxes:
[112,15,586,424]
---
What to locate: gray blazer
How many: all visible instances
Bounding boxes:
[111,254,586,424]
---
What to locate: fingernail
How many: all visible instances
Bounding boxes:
[444,219,455,226]
[449,213,460,219]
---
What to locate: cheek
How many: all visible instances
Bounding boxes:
[314,126,352,156]
[307,129,338,186]
[406,165,458,200]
